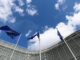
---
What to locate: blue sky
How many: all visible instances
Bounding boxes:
[0,0,80,52]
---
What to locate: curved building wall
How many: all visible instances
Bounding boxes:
[0,30,80,60]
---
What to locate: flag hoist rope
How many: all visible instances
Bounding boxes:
[9,34,22,60]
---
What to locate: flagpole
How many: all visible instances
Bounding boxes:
[39,38,41,60]
[57,28,77,60]
[27,32,41,60]
[63,39,77,60]
[9,34,22,60]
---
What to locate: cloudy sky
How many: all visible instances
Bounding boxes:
[0,0,80,52]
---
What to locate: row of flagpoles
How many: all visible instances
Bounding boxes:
[0,25,78,60]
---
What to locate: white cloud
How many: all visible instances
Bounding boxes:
[9,18,16,23]
[26,8,38,16]
[27,2,80,52]
[0,0,38,23]
[56,22,75,38]
[28,28,61,51]
[66,3,80,26]
[66,12,80,26]
[56,4,80,38]
[13,5,24,15]
[74,3,80,12]
[0,0,14,23]
[55,0,65,10]
[25,30,32,37]
[26,0,38,16]
[18,0,24,6]
[26,0,32,4]
[27,22,75,52]
[15,0,38,16]
[26,5,38,16]
[55,4,60,10]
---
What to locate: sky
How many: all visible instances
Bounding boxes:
[0,0,80,52]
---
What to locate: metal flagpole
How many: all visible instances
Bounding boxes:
[39,38,41,60]
[63,39,77,60]
[9,34,22,60]
[57,28,77,60]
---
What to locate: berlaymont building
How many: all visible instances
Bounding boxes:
[0,30,80,60]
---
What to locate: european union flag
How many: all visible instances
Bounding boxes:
[28,32,40,40]
[0,26,20,39]
[57,28,64,42]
